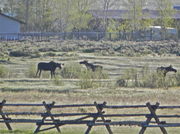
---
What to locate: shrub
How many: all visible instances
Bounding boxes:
[78,70,95,89]
[60,62,85,79]
[91,69,109,79]
[0,65,8,78]
[43,52,56,57]
[82,49,95,53]
[119,68,139,87]
[30,52,41,58]
[78,69,108,89]
[25,64,36,78]
[165,75,178,88]
[116,65,178,89]
[175,73,180,86]
[79,78,94,89]
[9,50,30,57]
[60,62,109,88]
[140,72,166,88]
[39,48,57,52]
[116,79,126,87]
[140,67,178,89]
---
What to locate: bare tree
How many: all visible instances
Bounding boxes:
[122,0,149,31]
[25,0,29,31]
[155,0,175,39]
[101,0,120,32]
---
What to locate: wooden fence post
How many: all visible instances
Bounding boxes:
[0,100,12,131]
[147,102,168,134]
[96,102,113,134]
[85,102,113,134]
[34,101,60,133]
[139,102,168,134]
[139,102,158,134]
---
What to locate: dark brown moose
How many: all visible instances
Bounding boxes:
[79,60,102,72]
[36,61,63,78]
[157,65,177,77]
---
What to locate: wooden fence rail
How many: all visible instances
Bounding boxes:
[1,100,180,134]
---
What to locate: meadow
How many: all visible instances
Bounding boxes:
[0,40,180,134]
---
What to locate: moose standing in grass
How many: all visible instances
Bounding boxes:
[157,65,177,77]
[36,61,63,78]
[79,60,103,72]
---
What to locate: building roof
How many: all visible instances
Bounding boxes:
[89,9,180,20]
[0,13,25,24]
[174,5,180,10]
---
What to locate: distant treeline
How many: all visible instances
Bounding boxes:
[0,0,179,35]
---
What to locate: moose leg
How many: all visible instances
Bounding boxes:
[35,69,39,78]
[53,71,55,78]
[50,71,53,79]
[39,70,42,78]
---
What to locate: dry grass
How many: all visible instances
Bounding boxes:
[0,41,180,133]
[1,86,180,105]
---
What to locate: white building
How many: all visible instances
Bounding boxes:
[0,13,24,40]
[149,26,178,40]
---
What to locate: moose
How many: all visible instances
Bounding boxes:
[79,60,103,72]
[36,61,63,78]
[157,65,177,77]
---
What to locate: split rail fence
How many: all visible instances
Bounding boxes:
[0,100,180,134]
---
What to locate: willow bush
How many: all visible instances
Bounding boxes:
[60,62,84,79]
[116,65,178,89]
[60,64,108,89]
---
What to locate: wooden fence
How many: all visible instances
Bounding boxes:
[1,100,180,134]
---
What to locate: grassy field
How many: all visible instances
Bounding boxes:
[1,127,180,134]
[0,40,180,134]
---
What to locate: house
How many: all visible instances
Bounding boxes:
[149,26,178,40]
[89,9,180,20]
[174,5,180,10]
[88,8,180,40]
[0,13,24,40]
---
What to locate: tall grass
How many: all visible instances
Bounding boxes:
[78,69,109,89]
[60,62,84,79]
[175,73,180,86]
[116,65,179,89]
[26,64,36,78]
[0,65,9,78]
[117,68,139,87]
[52,76,64,86]
[60,62,109,89]
[78,70,95,89]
